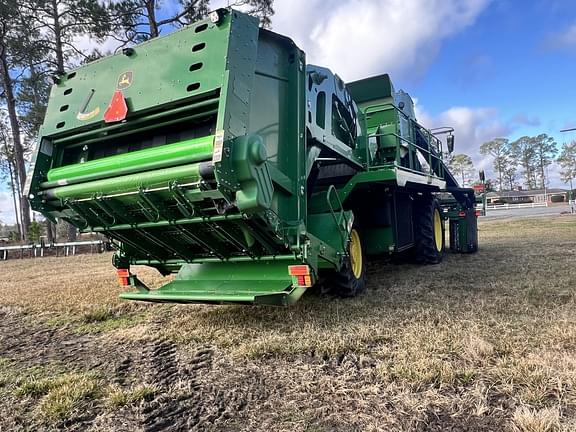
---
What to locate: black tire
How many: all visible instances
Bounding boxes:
[328,227,367,297]
[413,194,445,264]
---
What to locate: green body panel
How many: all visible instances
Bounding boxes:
[26,8,477,306]
[42,19,228,136]
[120,260,305,306]
[447,209,479,253]
[308,169,397,214]
[364,227,394,255]
[232,135,274,213]
[307,213,346,253]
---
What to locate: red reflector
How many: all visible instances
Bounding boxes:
[104,90,128,123]
[117,268,129,277]
[458,211,466,217]
[295,274,313,287]
[288,265,310,276]
[475,210,481,217]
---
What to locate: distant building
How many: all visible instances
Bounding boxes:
[486,188,568,204]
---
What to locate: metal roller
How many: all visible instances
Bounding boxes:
[42,162,208,200]
[43,135,213,188]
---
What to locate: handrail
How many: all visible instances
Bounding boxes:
[368,130,445,179]
[365,102,445,175]
[326,185,349,255]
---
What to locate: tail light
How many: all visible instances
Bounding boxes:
[288,265,313,287]
[117,268,130,286]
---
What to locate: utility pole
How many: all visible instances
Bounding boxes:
[560,127,576,211]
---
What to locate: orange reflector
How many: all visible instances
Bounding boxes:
[288,265,310,276]
[295,274,313,287]
[104,90,128,123]
[117,268,130,277]
[118,277,129,286]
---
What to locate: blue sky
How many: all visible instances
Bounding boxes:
[267,0,576,181]
[408,0,576,139]
[2,0,576,223]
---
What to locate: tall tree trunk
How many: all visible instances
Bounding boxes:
[146,0,159,37]
[6,157,22,239]
[51,0,65,73]
[0,48,31,238]
[28,60,56,241]
[50,1,76,241]
[45,219,54,243]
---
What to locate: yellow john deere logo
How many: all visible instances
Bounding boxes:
[117,71,133,90]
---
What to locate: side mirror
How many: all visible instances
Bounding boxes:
[446,134,455,153]
[479,170,485,182]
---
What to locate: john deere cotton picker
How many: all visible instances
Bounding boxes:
[26,8,479,306]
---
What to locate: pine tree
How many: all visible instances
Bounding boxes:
[558,141,576,193]
[0,114,22,239]
[0,1,33,238]
[531,133,558,189]
[510,136,538,190]
[448,153,475,187]
[24,0,111,240]
[480,138,511,191]
[109,0,274,45]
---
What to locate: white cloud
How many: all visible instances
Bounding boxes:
[0,191,16,225]
[73,34,124,59]
[414,101,511,168]
[413,102,568,188]
[272,0,491,81]
[544,22,576,51]
[67,0,491,81]
[546,162,566,189]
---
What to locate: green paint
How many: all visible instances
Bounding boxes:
[26,8,477,306]
[46,163,201,200]
[120,260,306,306]
[46,135,213,184]
[364,227,394,255]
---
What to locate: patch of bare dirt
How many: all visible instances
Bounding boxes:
[0,307,269,431]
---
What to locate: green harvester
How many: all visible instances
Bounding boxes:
[26,8,479,306]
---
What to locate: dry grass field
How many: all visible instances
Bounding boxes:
[0,215,575,431]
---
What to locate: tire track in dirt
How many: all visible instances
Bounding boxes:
[0,307,103,369]
[0,308,269,431]
[137,340,241,431]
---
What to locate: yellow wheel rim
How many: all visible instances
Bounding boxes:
[433,209,443,252]
[349,229,363,279]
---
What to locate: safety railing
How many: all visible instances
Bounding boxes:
[485,202,549,210]
[364,102,446,180]
[326,184,350,254]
